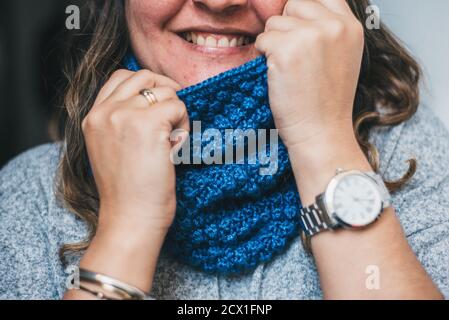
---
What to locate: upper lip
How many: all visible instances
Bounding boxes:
[174,25,259,37]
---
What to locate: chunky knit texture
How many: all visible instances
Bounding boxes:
[2,105,449,299]
[124,54,302,274]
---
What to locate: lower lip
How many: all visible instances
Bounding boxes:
[176,34,255,56]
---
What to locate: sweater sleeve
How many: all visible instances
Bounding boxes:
[0,207,58,299]
[398,177,449,299]
[0,144,62,299]
[380,106,449,298]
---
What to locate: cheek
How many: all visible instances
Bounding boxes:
[126,0,185,35]
[252,0,287,20]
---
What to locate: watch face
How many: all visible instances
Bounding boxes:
[331,174,382,227]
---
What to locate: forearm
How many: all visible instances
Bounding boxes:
[288,132,442,299]
[63,209,167,300]
[312,208,441,299]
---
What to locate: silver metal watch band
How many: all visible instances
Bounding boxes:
[299,203,330,237]
[298,172,390,238]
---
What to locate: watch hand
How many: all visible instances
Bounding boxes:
[353,197,371,203]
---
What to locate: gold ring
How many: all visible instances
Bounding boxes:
[139,89,158,107]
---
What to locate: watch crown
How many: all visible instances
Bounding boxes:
[336,168,345,175]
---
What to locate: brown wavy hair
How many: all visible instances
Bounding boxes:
[57,0,419,261]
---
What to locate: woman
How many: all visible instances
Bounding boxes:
[0,0,448,299]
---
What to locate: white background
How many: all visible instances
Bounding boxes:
[375,0,449,128]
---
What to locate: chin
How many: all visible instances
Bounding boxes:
[173,56,258,88]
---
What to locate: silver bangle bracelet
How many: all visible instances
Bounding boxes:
[79,282,118,300]
[79,268,149,300]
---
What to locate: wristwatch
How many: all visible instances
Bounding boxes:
[299,168,391,249]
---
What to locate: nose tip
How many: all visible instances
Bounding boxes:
[193,0,249,14]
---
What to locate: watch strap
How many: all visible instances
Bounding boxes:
[298,171,390,239]
[299,202,330,237]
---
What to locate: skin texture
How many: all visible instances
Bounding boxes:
[65,0,442,299]
[126,0,284,87]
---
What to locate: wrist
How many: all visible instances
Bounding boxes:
[80,214,169,293]
[98,202,175,233]
[287,131,372,205]
[95,213,169,251]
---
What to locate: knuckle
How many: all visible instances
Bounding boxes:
[284,1,296,16]
[170,100,188,119]
[108,108,127,127]
[111,69,131,79]
[82,111,102,132]
[81,117,88,132]
[266,43,298,69]
[311,28,324,41]
[176,100,188,113]
[137,69,154,79]
[255,32,265,46]
[164,86,177,98]
[351,20,365,39]
[326,19,346,38]
[265,16,279,30]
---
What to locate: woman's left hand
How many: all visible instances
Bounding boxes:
[256,0,371,206]
[255,0,365,150]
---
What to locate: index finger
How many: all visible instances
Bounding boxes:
[108,69,182,102]
[94,69,135,106]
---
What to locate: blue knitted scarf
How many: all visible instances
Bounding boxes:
[124,54,302,274]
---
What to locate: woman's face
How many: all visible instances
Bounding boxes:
[126,0,287,88]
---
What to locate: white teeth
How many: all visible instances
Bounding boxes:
[197,35,205,46]
[183,32,252,48]
[217,37,229,48]
[205,36,217,47]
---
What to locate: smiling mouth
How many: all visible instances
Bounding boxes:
[178,31,256,49]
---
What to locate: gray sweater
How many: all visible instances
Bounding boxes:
[1,105,449,300]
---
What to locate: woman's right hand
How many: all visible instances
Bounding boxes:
[83,68,188,231]
[67,69,189,298]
